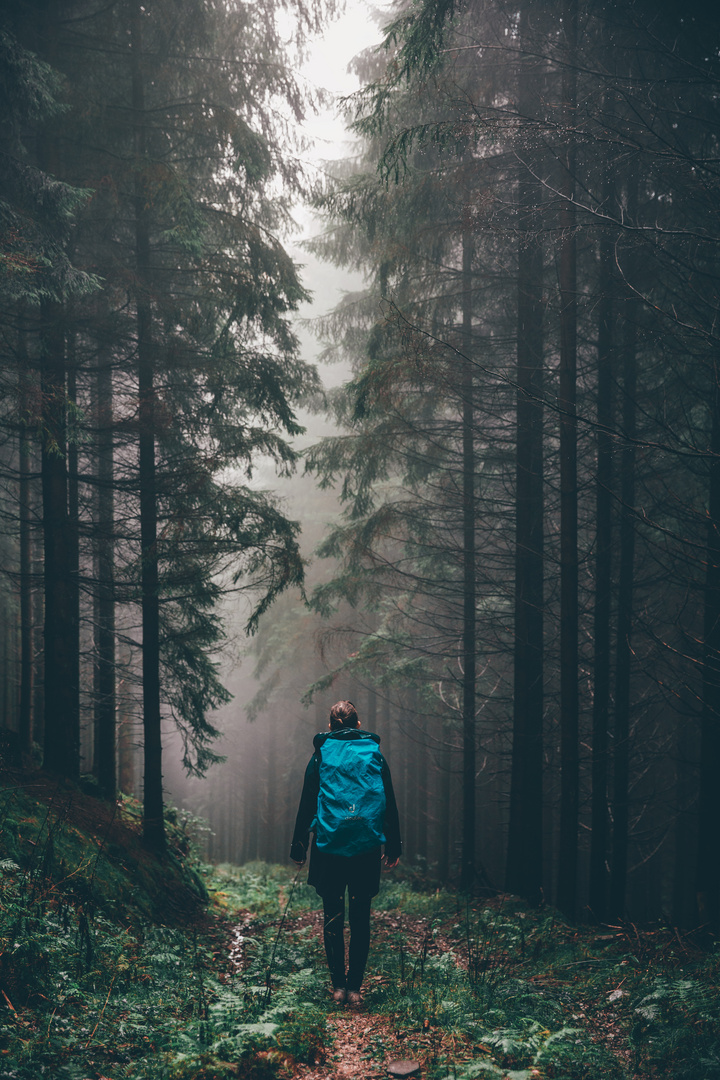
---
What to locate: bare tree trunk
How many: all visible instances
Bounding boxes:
[697,357,720,927]
[94,348,116,798]
[609,179,638,921]
[417,707,428,862]
[131,0,164,852]
[41,304,79,779]
[438,721,452,882]
[405,692,419,862]
[589,214,615,921]
[556,0,579,921]
[33,536,44,750]
[673,715,697,928]
[66,339,81,765]
[117,709,135,796]
[506,0,545,906]
[461,226,476,891]
[19,361,34,760]
[267,733,277,861]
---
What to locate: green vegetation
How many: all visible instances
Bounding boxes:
[1,776,718,1079]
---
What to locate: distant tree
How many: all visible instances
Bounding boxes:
[506,0,546,909]
[556,0,580,922]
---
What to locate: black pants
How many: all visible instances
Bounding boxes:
[322,890,372,991]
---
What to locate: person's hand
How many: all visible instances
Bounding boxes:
[382,855,400,870]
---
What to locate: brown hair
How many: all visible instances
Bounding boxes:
[329,700,360,731]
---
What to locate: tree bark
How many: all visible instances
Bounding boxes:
[506,0,545,906]
[461,226,476,891]
[94,347,117,799]
[697,357,720,927]
[66,337,81,763]
[609,183,638,921]
[131,0,165,852]
[556,0,579,921]
[405,690,419,861]
[40,304,79,779]
[588,211,615,922]
[438,720,452,882]
[19,360,34,760]
[417,706,428,862]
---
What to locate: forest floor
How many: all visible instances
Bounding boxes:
[217,866,719,1080]
[1,769,719,1080]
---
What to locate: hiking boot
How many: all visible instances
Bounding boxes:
[332,988,347,1004]
[346,990,362,1007]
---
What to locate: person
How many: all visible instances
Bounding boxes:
[290,699,402,1006]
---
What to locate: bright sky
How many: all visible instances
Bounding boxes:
[300,1,384,146]
[286,1,388,404]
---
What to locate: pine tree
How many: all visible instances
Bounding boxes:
[2,0,334,843]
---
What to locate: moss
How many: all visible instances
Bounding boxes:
[0,768,207,924]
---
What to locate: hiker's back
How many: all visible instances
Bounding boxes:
[313,731,386,856]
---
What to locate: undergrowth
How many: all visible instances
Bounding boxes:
[366,878,720,1080]
[0,775,718,1080]
[0,776,331,1080]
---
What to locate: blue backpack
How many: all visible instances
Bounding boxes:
[313,733,387,856]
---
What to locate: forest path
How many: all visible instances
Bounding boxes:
[229,899,640,1080]
[242,906,447,1080]
[287,909,443,1080]
[296,1009,401,1080]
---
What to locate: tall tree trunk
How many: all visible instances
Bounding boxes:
[34,0,79,782]
[588,213,615,921]
[556,0,579,921]
[131,0,164,852]
[673,715,697,928]
[461,226,476,891]
[417,707,428,861]
[405,691,419,861]
[609,177,638,921]
[506,0,545,906]
[267,734,277,861]
[19,361,34,760]
[117,706,135,796]
[438,720,452,882]
[94,348,116,798]
[33,537,44,750]
[41,305,79,779]
[697,357,720,928]
[66,338,81,763]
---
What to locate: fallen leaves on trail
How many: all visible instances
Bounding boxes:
[295,1012,399,1080]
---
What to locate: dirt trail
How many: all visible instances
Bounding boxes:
[284,911,424,1080]
[229,908,436,1080]
[229,905,637,1080]
[296,1010,402,1080]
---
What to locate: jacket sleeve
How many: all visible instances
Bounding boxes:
[290,754,319,862]
[381,758,402,861]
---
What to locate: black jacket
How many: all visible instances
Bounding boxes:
[290,728,402,864]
